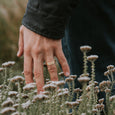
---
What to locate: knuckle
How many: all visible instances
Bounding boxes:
[32,48,41,54]
[48,65,57,73]
[24,70,31,76]
[34,71,41,78]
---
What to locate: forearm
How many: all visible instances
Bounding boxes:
[22,0,79,39]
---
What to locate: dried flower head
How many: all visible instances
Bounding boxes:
[10,76,24,83]
[78,76,90,83]
[76,99,82,103]
[58,72,64,76]
[104,70,110,76]
[13,104,19,109]
[2,61,15,67]
[74,88,82,93]
[0,68,4,72]
[22,100,31,109]
[109,95,115,102]
[1,98,14,107]
[99,98,104,104]
[80,45,92,52]
[92,109,98,113]
[66,101,79,108]
[23,83,36,91]
[70,75,77,79]
[43,83,57,91]
[105,88,111,93]
[107,65,114,70]
[65,77,74,82]
[32,94,49,103]
[8,91,18,97]
[0,107,15,114]
[80,73,89,77]
[87,55,98,62]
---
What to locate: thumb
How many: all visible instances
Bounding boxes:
[17,26,24,57]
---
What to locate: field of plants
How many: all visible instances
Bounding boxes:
[0,45,114,115]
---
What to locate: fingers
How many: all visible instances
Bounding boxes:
[33,56,44,93]
[17,26,24,57]
[55,50,70,77]
[24,50,34,84]
[45,52,58,81]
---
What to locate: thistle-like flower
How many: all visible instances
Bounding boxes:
[10,76,24,83]
[0,107,15,114]
[23,83,36,91]
[21,100,31,109]
[80,45,92,53]
[78,76,90,83]
[8,91,18,97]
[87,55,98,62]
[2,61,15,67]
[1,98,14,107]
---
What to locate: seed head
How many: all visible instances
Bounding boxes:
[0,68,4,72]
[8,91,18,97]
[80,45,92,52]
[87,55,98,62]
[70,75,77,79]
[99,98,104,104]
[1,98,14,107]
[13,104,19,109]
[43,84,57,91]
[78,76,90,83]
[107,65,114,70]
[92,109,98,113]
[58,72,64,76]
[74,88,82,93]
[23,83,36,91]
[2,61,15,67]
[65,77,74,82]
[105,88,111,93]
[10,76,24,83]
[0,107,15,114]
[22,100,31,109]
[109,95,115,102]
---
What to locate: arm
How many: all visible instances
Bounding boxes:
[18,0,78,93]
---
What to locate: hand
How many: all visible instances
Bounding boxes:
[17,25,70,93]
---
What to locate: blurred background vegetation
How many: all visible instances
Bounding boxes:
[0,0,27,66]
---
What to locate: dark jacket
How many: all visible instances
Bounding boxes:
[22,0,78,39]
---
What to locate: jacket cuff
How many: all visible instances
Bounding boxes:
[22,6,66,39]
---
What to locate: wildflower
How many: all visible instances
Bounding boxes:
[8,91,18,97]
[74,88,82,93]
[21,94,29,99]
[58,72,64,76]
[32,94,49,103]
[80,73,89,77]
[87,55,98,62]
[43,83,57,91]
[42,91,50,95]
[92,109,98,113]
[70,75,77,79]
[13,104,19,109]
[11,112,25,115]
[22,100,31,109]
[2,61,15,67]
[23,83,36,91]
[10,76,24,83]
[105,88,111,93]
[65,77,74,82]
[107,65,114,70]
[99,98,104,104]
[76,99,82,103]
[0,68,4,72]
[56,80,65,87]
[81,113,86,115]
[66,101,79,108]
[0,107,15,114]
[1,98,14,107]
[104,70,110,76]
[78,76,90,83]
[80,45,92,52]
[109,95,115,102]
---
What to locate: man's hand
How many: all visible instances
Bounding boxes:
[17,25,70,93]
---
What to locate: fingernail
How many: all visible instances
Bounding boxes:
[17,51,19,56]
[65,72,70,76]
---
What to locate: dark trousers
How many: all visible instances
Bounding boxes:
[62,0,115,90]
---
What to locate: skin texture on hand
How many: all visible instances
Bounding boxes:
[17,25,70,93]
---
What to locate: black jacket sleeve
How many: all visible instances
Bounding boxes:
[22,0,78,39]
